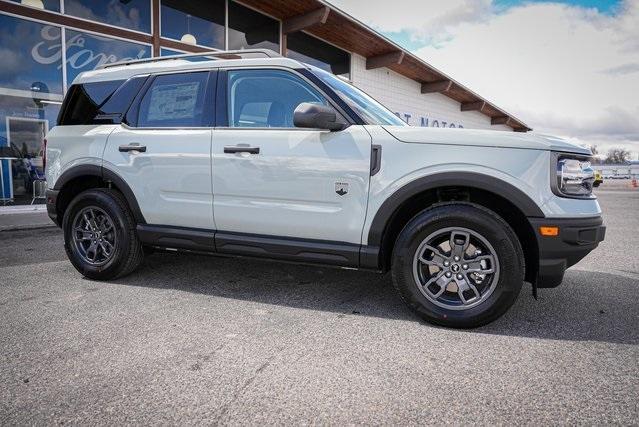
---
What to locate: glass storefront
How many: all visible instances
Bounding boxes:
[0,1,351,206]
[228,1,279,52]
[287,32,350,79]
[161,0,225,49]
[0,12,150,205]
[64,0,151,34]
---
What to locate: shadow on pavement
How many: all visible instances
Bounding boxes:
[112,251,639,346]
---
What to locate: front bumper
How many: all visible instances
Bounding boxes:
[45,189,61,227]
[529,216,605,288]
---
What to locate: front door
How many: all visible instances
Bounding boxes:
[103,71,215,230]
[212,68,372,245]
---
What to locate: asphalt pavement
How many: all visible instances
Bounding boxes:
[1,190,637,425]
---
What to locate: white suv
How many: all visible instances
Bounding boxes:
[44,49,605,328]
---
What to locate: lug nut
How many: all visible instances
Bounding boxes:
[454,256,460,262]
[457,274,463,280]
[462,264,468,270]
[443,260,450,267]
[445,272,452,278]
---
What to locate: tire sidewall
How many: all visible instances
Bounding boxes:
[392,203,524,328]
[63,189,133,279]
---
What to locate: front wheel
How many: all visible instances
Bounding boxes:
[63,188,144,280]
[391,203,524,328]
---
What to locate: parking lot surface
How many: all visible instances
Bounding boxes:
[1,190,638,425]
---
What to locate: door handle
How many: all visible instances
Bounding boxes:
[224,146,260,154]
[119,144,146,153]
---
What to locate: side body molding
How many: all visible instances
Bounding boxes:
[53,164,147,224]
[366,171,545,249]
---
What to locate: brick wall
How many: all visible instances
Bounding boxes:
[350,54,512,132]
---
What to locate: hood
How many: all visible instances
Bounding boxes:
[382,126,591,155]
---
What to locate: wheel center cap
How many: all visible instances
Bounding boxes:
[451,264,460,272]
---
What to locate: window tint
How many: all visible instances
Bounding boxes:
[227,70,328,128]
[58,80,124,125]
[137,72,209,128]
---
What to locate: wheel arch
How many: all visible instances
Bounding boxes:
[53,165,146,225]
[365,172,542,284]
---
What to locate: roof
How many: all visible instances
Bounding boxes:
[236,0,531,132]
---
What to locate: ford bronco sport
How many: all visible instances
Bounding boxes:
[44,49,605,328]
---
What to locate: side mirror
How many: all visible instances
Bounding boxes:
[293,102,347,131]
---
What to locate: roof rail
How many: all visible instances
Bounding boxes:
[98,49,281,70]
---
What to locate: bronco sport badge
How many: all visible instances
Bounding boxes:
[335,182,349,196]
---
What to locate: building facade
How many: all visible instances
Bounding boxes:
[0,0,528,206]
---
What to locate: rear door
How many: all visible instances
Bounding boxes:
[102,70,215,229]
[211,68,372,248]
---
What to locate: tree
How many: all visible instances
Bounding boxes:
[604,147,631,164]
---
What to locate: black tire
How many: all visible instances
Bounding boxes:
[63,188,144,280]
[391,202,524,328]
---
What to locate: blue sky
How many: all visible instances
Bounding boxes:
[382,0,623,50]
[494,0,621,14]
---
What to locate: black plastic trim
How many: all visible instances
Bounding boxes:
[370,145,382,176]
[45,189,60,226]
[101,168,147,224]
[367,172,546,248]
[52,165,146,225]
[529,215,605,288]
[216,231,360,267]
[137,224,215,252]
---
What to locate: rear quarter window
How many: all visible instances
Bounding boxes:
[58,77,145,125]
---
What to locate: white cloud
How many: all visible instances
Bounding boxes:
[328,0,639,158]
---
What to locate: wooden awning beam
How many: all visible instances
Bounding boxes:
[282,6,330,34]
[366,51,405,70]
[421,80,453,94]
[461,101,486,112]
[491,116,511,125]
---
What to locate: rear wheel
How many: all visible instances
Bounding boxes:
[391,203,524,328]
[63,188,144,280]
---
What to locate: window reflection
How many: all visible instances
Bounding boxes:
[64,0,151,34]
[228,1,279,52]
[10,0,60,12]
[161,0,225,49]
[287,32,350,78]
[0,15,64,96]
[65,30,151,84]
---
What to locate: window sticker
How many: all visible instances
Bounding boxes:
[147,82,200,121]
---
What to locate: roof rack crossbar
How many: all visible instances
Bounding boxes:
[98,49,281,69]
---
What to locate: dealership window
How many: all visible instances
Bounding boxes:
[228,1,279,52]
[63,0,152,34]
[137,72,210,128]
[161,0,225,49]
[227,69,328,128]
[65,30,151,85]
[286,32,350,79]
[0,14,63,205]
[8,0,60,12]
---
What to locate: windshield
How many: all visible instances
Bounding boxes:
[310,66,407,126]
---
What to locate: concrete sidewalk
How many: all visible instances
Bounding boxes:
[0,205,54,231]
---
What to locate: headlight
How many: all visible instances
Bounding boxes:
[555,156,595,197]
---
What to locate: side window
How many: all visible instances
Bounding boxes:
[137,72,209,128]
[58,80,124,125]
[227,69,328,128]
